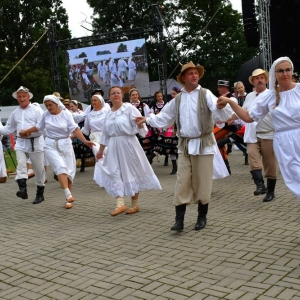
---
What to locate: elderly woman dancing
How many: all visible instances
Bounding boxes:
[20,95,94,208]
[218,57,300,201]
[96,86,161,216]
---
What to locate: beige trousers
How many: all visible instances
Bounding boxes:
[174,153,213,206]
[247,138,277,179]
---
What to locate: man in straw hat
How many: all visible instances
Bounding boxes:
[219,68,277,202]
[0,86,46,204]
[242,69,276,201]
[135,61,233,231]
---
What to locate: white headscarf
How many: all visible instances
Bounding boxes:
[43,95,65,110]
[92,95,105,108]
[269,56,294,90]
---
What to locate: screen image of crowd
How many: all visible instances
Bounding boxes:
[66,38,151,102]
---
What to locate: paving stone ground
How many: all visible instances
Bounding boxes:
[0,150,299,300]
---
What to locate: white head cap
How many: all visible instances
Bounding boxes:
[269,56,293,90]
[43,95,65,110]
[92,94,105,108]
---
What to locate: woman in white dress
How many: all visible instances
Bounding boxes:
[218,57,300,201]
[110,60,123,87]
[128,58,137,86]
[82,94,109,156]
[95,86,162,216]
[0,119,7,183]
[20,95,94,208]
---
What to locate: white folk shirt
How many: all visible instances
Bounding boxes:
[0,103,44,152]
[243,89,274,143]
[83,107,110,134]
[146,85,233,155]
[36,110,77,139]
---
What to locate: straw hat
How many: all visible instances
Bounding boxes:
[53,92,63,100]
[177,61,204,85]
[12,86,33,99]
[63,99,71,105]
[248,69,269,85]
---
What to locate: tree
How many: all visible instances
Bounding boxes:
[117,43,128,53]
[87,0,155,32]
[87,0,257,92]
[78,52,88,58]
[0,0,71,105]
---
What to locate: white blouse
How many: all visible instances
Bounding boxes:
[146,85,233,155]
[100,103,148,146]
[36,110,78,139]
[249,83,300,132]
[0,103,44,152]
[84,107,110,133]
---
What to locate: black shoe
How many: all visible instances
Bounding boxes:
[33,195,44,204]
[16,189,28,199]
[195,217,207,231]
[16,179,28,199]
[254,185,267,195]
[33,186,45,204]
[171,221,184,231]
[263,192,275,202]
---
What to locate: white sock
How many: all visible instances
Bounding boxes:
[131,199,138,207]
[64,188,72,199]
[116,197,124,208]
[27,169,33,174]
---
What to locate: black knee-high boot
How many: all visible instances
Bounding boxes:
[16,179,28,199]
[33,186,45,204]
[170,160,177,175]
[171,204,186,231]
[195,202,208,230]
[263,178,276,202]
[164,155,169,166]
[250,170,267,195]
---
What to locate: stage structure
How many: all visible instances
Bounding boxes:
[48,3,168,100]
[258,0,272,72]
[241,0,272,71]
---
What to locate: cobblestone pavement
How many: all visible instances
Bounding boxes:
[0,151,299,300]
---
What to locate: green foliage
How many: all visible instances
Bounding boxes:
[87,0,257,93]
[117,43,128,53]
[0,0,71,106]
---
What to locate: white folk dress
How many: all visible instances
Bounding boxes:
[95,103,162,198]
[36,110,78,182]
[0,120,7,179]
[249,83,300,200]
[83,107,110,156]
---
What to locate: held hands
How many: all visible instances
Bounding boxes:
[19,130,30,138]
[84,140,96,149]
[135,116,146,126]
[95,150,104,161]
[217,96,229,109]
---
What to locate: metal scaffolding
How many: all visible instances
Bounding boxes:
[258,0,272,71]
[48,4,168,96]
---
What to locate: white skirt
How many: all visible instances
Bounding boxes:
[44,137,76,182]
[0,142,7,178]
[94,135,162,198]
[274,128,300,200]
[213,144,229,179]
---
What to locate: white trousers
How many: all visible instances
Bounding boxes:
[15,150,45,186]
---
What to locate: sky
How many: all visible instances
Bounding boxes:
[62,0,242,38]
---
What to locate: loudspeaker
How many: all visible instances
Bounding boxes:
[242,0,259,48]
